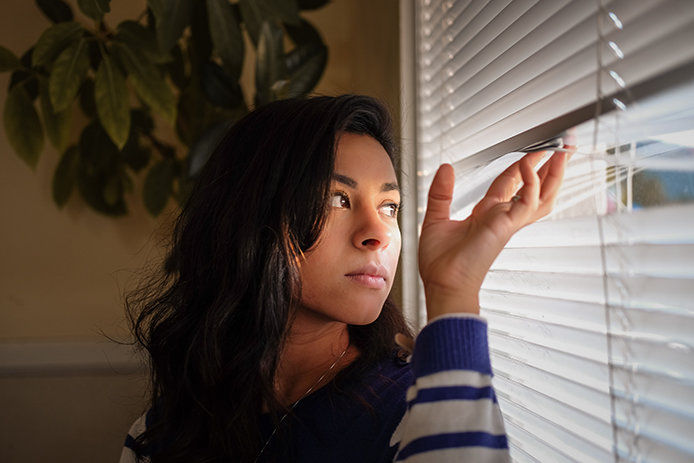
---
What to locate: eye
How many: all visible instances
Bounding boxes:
[381,202,400,218]
[330,192,350,209]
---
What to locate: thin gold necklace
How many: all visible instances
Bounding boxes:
[254,345,349,462]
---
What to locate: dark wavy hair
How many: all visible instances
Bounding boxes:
[126,95,412,462]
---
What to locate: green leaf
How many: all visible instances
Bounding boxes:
[77,122,127,216]
[9,72,39,102]
[39,77,71,151]
[148,0,192,52]
[49,39,90,112]
[285,43,326,98]
[238,0,300,46]
[77,167,127,216]
[122,139,151,172]
[206,0,244,80]
[131,108,154,134]
[36,0,74,23]
[79,121,119,168]
[237,0,262,47]
[32,21,82,67]
[77,0,110,21]
[256,21,287,105]
[190,2,212,66]
[176,81,245,147]
[265,0,301,25]
[86,40,102,69]
[116,20,171,64]
[95,53,130,149]
[113,42,176,124]
[285,41,317,72]
[296,0,330,10]
[0,46,21,72]
[165,44,187,89]
[79,78,96,117]
[201,62,243,108]
[20,47,34,68]
[284,17,324,47]
[52,145,79,207]
[188,120,229,177]
[143,158,175,216]
[4,83,44,169]
[120,110,153,172]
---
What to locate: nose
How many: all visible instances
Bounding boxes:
[352,207,393,251]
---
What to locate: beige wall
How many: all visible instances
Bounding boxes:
[0,1,400,461]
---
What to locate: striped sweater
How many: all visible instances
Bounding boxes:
[119,314,509,462]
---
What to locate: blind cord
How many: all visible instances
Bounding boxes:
[596,1,621,461]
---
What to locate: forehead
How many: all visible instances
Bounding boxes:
[334,133,397,184]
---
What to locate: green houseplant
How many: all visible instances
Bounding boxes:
[1,0,329,216]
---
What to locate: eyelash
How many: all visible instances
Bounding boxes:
[330,191,400,218]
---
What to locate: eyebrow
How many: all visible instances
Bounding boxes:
[333,173,400,193]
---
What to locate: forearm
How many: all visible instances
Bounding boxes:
[392,316,509,462]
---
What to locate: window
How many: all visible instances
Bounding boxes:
[401,0,694,461]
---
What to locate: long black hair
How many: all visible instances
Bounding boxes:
[126,95,412,462]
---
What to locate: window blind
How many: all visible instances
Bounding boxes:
[416,0,694,168]
[407,0,694,461]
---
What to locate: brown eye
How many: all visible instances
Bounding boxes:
[382,202,400,218]
[330,192,350,209]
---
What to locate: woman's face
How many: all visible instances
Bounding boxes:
[298,132,401,325]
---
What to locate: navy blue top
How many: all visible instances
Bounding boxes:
[122,317,509,462]
[258,351,413,462]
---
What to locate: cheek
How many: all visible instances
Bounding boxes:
[297,238,339,300]
[388,229,402,267]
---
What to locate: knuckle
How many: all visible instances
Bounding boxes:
[428,191,452,201]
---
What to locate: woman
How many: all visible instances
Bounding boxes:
[120,95,568,462]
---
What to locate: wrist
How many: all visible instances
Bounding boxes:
[424,284,480,320]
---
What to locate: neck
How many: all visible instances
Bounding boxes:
[273,307,356,407]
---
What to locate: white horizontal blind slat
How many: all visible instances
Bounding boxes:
[421,0,596,123]
[413,1,694,461]
[504,419,575,463]
[438,22,694,163]
[492,354,611,422]
[495,373,613,450]
[483,203,694,461]
[420,0,514,69]
[497,396,612,463]
[421,0,542,98]
[614,430,694,463]
[417,0,694,169]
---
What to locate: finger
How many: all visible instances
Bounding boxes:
[537,145,575,184]
[474,151,545,216]
[564,144,577,161]
[422,163,455,226]
[538,151,568,204]
[485,151,545,202]
[508,155,540,225]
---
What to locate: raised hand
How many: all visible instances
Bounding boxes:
[418,148,573,320]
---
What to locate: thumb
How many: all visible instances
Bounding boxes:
[423,163,454,227]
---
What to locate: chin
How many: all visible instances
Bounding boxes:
[300,291,388,325]
[346,310,382,326]
[340,300,385,325]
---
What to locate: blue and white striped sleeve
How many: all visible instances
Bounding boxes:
[391,314,510,462]
[119,413,147,463]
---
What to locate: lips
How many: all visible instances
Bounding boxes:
[345,263,388,289]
